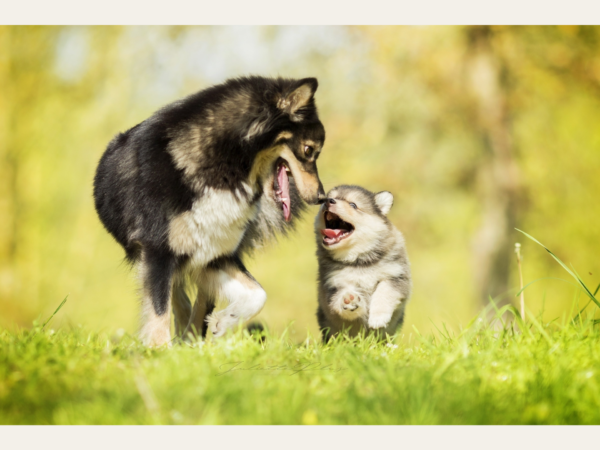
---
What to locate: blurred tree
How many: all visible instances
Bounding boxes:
[464,26,522,308]
[356,26,600,315]
[0,26,135,326]
[0,26,64,321]
[0,27,10,310]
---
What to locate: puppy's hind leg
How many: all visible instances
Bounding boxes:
[317,306,333,344]
[205,256,267,338]
[139,248,177,347]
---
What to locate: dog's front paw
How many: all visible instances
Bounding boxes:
[368,310,392,329]
[206,311,239,338]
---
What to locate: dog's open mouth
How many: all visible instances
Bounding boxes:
[273,158,292,222]
[320,211,354,246]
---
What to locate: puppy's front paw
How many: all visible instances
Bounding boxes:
[333,291,366,320]
[342,292,360,311]
[206,310,239,338]
[368,310,392,329]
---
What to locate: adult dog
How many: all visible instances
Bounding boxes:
[94,76,326,346]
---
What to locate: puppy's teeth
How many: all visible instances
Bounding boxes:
[280,198,288,201]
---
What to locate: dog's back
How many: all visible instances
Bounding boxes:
[94,120,193,262]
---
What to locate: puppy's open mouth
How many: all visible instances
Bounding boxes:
[273,158,292,222]
[320,211,354,246]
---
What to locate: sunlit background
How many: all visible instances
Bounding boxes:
[1,26,599,340]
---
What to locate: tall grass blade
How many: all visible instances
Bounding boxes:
[571,283,600,323]
[41,295,68,330]
[516,229,600,309]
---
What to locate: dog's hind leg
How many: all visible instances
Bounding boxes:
[182,286,215,340]
[204,256,267,338]
[172,276,192,338]
[139,248,177,347]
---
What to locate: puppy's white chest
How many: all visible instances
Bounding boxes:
[168,186,258,266]
[326,267,378,294]
[324,262,405,294]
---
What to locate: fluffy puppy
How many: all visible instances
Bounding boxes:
[314,185,412,341]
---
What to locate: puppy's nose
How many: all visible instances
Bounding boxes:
[328,198,336,205]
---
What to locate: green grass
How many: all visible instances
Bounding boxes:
[1,311,600,425]
[2,232,599,425]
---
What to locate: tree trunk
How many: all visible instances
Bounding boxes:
[465,26,522,311]
[0,27,15,304]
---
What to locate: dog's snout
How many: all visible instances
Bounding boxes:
[316,183,326,204]
[328,198,336,205]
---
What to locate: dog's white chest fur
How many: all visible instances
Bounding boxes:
[168,185,258,266]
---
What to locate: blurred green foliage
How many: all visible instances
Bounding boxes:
[1,26,599,338]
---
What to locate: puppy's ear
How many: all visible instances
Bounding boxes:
[278,78,318,116]
[374,191,394,215]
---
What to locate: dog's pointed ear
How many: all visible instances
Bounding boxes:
[374,191,394,215]
[278,78,318,116]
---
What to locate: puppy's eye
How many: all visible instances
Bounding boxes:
[349,202,357,209]
[304,145,314,157]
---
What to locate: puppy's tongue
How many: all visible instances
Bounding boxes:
[320,229,343,238]
[277,164,291,222]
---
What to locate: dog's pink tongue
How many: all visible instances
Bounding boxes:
[321,229,343,238]
[277,165,291,222]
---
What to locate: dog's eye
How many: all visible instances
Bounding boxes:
[349,202,357,209]
[304,145,314,157]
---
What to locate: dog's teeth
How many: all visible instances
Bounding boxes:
[280,198,288,201]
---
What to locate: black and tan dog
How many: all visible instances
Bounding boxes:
[94,76,326,346]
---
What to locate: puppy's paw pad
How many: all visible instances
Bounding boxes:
[341,292,361,311]
[342,293,356,304]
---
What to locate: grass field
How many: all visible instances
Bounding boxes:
[1,305,600,425]
[2,233,599,425]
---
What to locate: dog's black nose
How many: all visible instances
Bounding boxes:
[316,183,326,204]
[328,198,336,205]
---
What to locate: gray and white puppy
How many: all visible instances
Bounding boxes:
[314,185,412,342]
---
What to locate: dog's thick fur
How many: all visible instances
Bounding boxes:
[94,76,326,346]
[314,185,411,342]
